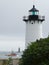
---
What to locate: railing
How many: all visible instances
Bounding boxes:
[23,16,28,19]
[38,15,45,20]
[23,16,28,21]
[23,15,45,21]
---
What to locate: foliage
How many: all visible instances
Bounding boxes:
[19,37,49,65]
[2,57,13,65]
[7,57,13,65]
[2,60,8,65]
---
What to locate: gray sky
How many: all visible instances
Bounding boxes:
[0,0,49,51]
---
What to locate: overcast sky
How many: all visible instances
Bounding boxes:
[0,0,49,51]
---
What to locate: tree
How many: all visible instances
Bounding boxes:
[2,60,8,65]
[19,37,49,65]
[2,57,13,65]
[7,57,13,65]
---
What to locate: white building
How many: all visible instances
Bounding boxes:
[23,5,45,47]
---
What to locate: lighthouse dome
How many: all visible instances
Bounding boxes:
[29,5,39,15]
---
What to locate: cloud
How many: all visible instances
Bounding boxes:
[0,36,25,51]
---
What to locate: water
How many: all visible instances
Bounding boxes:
[0,51,22,60]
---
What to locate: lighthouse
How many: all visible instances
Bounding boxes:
[23,5,45,47]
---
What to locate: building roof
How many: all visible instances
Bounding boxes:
[0,51,23,60]
[29,5,39,12]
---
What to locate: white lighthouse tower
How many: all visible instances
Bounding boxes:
[23,5,45,47]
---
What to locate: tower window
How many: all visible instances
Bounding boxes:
[32,12,35,15]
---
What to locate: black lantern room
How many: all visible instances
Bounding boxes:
[23,5,45,22]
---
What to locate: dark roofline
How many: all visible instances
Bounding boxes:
[29,5,39,12]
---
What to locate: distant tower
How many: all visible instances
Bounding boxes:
[23,5,45,47]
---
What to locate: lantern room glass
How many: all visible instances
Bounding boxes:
[32,11,39,15]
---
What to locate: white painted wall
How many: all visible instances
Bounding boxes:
[25,21,43,47]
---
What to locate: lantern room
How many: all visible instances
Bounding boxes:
[29,5,39,15]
